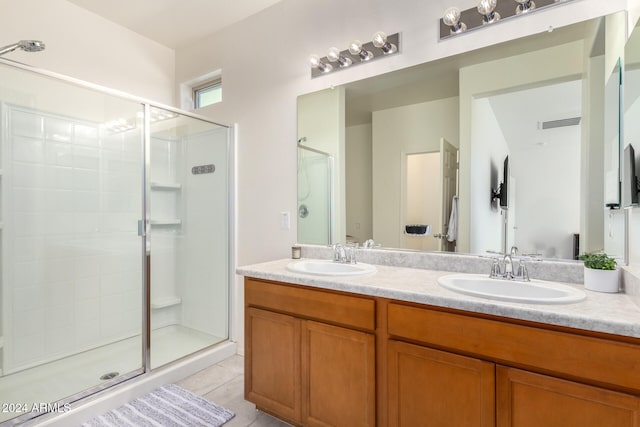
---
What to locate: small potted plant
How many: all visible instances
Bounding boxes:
[578,252,619,293]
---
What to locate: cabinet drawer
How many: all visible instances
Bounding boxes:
[496,366,640,427]
[245,277,375,331]
[388,302,640,392]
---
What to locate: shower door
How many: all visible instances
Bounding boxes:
[297,146,334,245]
[0,63,145,423]
[147,106,229,369]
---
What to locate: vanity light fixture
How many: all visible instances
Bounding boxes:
[309,54,333,74]
[443,7,466,34]
[440,0,574,40]
[477,0,500,24]
[309,32,400,78]
[372,31,398,54]
[327,47,352,68]
[348,40,374,61]
[515,0,536,14]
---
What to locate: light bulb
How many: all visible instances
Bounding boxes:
[349,39,374,61]
[443,7,466,34]
[372,31,387,48]
[515,0,535,14]
[327,47,341,62]
[309,54,321,68]
[326,47,352,67]
[309,54,332,73]
[348,40,363,55]
[477,0,497,15]
[371,31,397,54]
[477,0,500,24]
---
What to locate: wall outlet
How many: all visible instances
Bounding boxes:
[280,211,291,230]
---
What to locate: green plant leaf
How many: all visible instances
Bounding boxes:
[578,252,617,270]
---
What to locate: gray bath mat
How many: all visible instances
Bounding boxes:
[82,383,235,427]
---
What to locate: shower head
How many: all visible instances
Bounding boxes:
[0,40,46,57]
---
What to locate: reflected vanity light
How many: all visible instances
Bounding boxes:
[309,32,400,78]
[440,0,574,40]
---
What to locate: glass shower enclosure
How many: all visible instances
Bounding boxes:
[0,60,231,424]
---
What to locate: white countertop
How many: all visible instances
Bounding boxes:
[237,258,640,339]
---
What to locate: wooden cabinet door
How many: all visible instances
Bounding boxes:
[388,340,495,427]
[497,366,640,427]
[245,307,301,424]
[302,320,375,427]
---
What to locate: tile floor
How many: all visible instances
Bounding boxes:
[177,355,291,427]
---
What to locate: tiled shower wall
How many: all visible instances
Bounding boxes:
[2,106,143,374]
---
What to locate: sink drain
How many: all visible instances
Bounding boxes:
[100,372,119,381]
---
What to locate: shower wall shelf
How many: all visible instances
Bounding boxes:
[150,219,182,226]
[150,182,182,190]
[150,296,182,309]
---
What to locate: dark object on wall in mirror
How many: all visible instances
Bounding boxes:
[405,224,431,235]
[623,144,639,207]
[491,156,509,209]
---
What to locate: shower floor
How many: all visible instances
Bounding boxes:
[0,324,225,423]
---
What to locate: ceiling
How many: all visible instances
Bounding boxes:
[67,0,284,49]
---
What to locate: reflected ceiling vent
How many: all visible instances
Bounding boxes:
[538,117,582,130]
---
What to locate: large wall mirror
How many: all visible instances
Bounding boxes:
[297,12,627,262]
[624,19,640,210]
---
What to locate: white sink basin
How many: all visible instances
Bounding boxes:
[437,274,586,304]
[287,260,376,276]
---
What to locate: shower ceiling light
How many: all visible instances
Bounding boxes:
[439,0,574,40]
[102,118,136,133]
[310,32,400,78]
[149,108,178,122]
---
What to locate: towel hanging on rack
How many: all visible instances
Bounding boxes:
[446,196,458,242]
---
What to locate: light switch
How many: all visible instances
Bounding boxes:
[280,211,291,230]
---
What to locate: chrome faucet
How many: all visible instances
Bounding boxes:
[333,243,347,263]
[488,253,530,282]
[503,254,514,279]
[333,243,358,264]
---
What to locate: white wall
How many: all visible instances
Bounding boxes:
[372,97,459,248]
[0,0,175,105]
[346,124,372,244]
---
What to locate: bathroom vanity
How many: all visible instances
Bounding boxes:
[238,259,640,427]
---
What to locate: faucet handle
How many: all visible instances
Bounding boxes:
[489,258,502,278]
[516,260,530,281]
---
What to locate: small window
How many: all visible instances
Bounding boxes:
[194,78,222,109]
